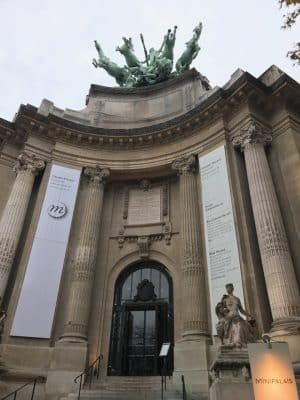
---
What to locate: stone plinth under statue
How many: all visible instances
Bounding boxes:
[210,348,254,400]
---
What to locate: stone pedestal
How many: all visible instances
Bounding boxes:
[209,348,254,400]
[45,342,87,400]
[173,339,209,400]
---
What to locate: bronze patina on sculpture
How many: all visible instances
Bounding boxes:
[216,284,256,349]
[92,23,204,87]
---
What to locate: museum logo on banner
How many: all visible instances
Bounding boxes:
[47,202,68,219]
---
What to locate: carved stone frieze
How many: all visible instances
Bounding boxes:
[117,223,173,249]
[232,120,272,151]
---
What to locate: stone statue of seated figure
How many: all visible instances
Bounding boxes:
[215,283,256,349]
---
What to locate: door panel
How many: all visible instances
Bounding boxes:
[126,308,157,375]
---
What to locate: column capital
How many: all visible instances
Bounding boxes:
[172,155,196,175]
[13,152,45,175]
[84,165,110,184]
[232,121,272,151]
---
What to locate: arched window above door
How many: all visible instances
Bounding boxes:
[115,261,171,305]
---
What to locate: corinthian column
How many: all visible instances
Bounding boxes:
[232,122,300,329]
[0,153,45,301]
[172,155,209,338]
[60,166,110,342]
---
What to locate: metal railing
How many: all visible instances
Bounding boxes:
[1,376,44,400]
[181,375,187,400]
[74,354,103,400]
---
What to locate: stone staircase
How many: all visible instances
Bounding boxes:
[62,376,184,400]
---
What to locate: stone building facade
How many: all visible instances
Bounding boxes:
[0,66,299,399]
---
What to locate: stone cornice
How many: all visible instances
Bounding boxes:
[1,69,299,151]
[87,68,202,101]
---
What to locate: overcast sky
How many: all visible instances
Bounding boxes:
[1,0,299,122]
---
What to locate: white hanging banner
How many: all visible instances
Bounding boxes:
[248,342,299,400]
[199,145,244,333]
[11,164,81,338]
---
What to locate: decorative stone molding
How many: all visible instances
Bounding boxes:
[162,183,170,217]
[13,152,45,175]
[172,154,196,175]
[139,179,151,191]
[117,223,173,249]
[137,236,151,259]
[84,165,110,183]
[122,187,129,220]
[232,121,272,151]
[162,221,172,245]
[210,349,251,384]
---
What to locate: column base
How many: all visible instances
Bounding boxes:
[271,316,300,332]
[173,338,210,399]
[59,322,88,343]
[267,319,300,362]
[59,334,87,343]
[45,341,88,400]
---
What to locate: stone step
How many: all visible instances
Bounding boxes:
[64,392,181,400]
[63,375,182,400]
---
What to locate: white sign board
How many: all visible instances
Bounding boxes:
[199,145,244,333]
[159,343,171,357]
[248,343,299,400]
[11,164,81,338]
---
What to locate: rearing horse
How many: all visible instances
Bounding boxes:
[116,37,141,68]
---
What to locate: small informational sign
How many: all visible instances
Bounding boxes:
[248,342,299,400]
[11,164,81,338]
[159,343,171,357]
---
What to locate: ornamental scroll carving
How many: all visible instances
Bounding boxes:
[13,152,45,175]
[232,121,272,151]
[117,223,173,250]
[84,165,110,183]
[172,154,196,174]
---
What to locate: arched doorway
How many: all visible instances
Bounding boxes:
[108,260,173,376]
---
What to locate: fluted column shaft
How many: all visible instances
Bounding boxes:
[173,155,209,338]
[61,166,110,341]
[233,122,300,328]
[0,153,45,301]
